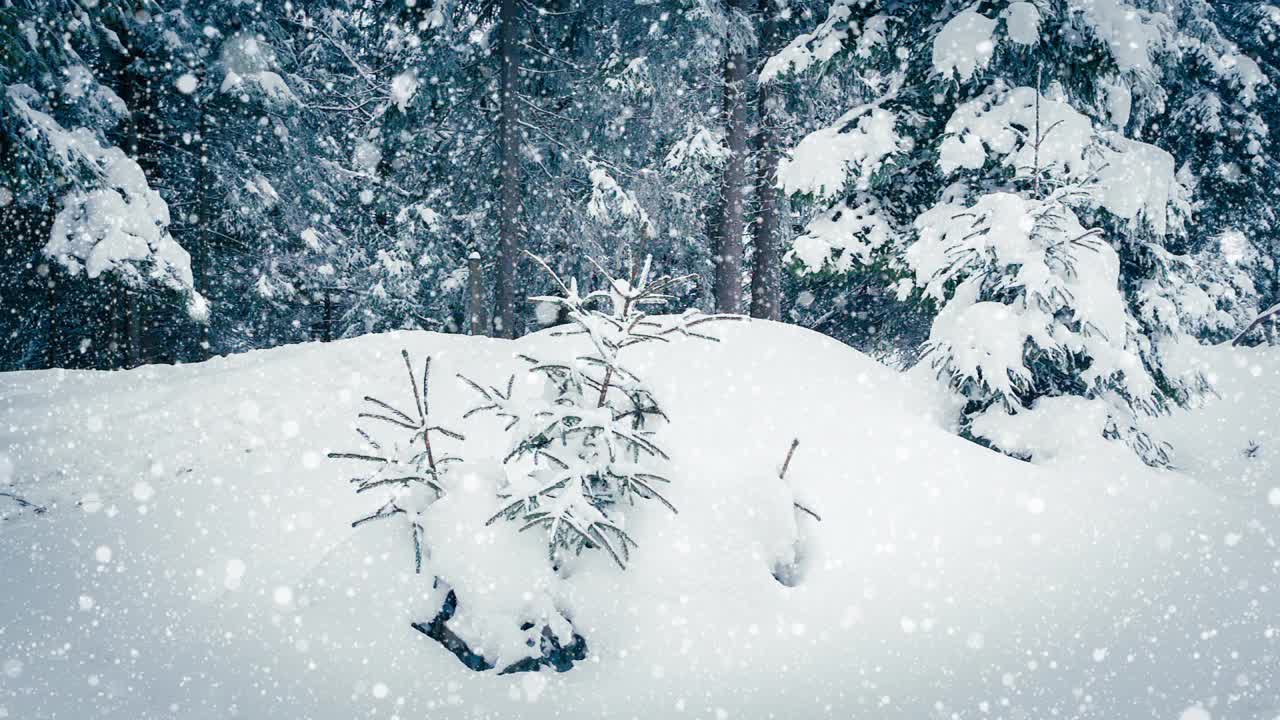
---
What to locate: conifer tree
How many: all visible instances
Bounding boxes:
[463,252,736,568]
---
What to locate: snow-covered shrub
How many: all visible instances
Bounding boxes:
[330,260,735,673]
[905,84,1185,465]
[907,188,1172,460]
[329,352,579,674]
[328,350,464,574]
[461,253,737,569]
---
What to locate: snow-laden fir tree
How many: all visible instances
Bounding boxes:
[462,252,736,569]
[765,0,1277,464]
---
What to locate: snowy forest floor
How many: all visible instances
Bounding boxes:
[1,321,1278,719]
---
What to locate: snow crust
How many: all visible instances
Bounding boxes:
[1,324,1278,718]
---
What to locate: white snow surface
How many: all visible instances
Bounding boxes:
[933,5,997,81]
[1,322,1278,719]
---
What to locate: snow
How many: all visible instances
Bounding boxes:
[1154,341,1280,500]
[585,161,653,234]
[300,227,322,250]
[1070,0,1171,75]
[663,125,725,170]
[390,70,419,111]
[219,33,297,104]
[2,323,1279,718]
[760,2,887,82]
[939,84,1185,236]
[908,191,1154,421]
[969,395,1117,463]
[1220,229,1254,266]
[778,104,902,199]
[939,86,1096,178]
[1095,135,1182,236]
[933,5,997,82]
[1002,2,1041,45]
[352,139,382,173]
[61,64,93,99]
[175,73,199,94]
[788,196,895,273]
[7,85,207,320]
[1217,52,1268,105]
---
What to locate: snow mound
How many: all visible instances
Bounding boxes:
[1,322,1277,719]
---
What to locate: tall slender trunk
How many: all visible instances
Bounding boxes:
[193,108,212,358]
[467,251,489,335]
[115,35,148,368]
[125,291,143,368]
[44,272,57,369]
[712,5,751,314]
[322,292,334,342]
[494,0,522,338]
[749,0,782,321]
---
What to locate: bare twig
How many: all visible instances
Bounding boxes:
[777,438,821,522]
[1,491,47,516]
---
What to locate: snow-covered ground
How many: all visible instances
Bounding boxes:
[1,321,1277,719]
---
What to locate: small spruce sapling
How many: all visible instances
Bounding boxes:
[460,252,737,569]
[328,350,464,573]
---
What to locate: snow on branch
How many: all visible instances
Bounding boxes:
[6,85,208,320]
[777,73,905,200]
[761,3,888,83]
[460,252,740,569]
[329,350,465,573]
[1232,303,1280,347]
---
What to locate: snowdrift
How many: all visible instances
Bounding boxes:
[1,321,1277,719]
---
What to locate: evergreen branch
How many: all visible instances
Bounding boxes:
[627,475,677,514]
[430,426,466,441]
[361,395,418,426]
[355,428,381,451]
[352,501,405,528]
[402,349,426,423]
[794,502,822,522]
[357,412,418,430]
[328,452,390,464]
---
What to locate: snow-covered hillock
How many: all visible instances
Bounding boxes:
[1,322,1277,719]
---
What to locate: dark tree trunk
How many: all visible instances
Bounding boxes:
[750,0,783,322]
[467,251,489,335]
[494,0,522,338]
[712,4,751,314]
[125,291,143,368]
[322,293,334,342]
[44,272,57,369]
[193,108,212,358]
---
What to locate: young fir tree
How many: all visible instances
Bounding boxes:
[330,350,465,574]
[461,252,735,568]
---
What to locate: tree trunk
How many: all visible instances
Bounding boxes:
[44,271,57,369]
[125,291,143,368]
[322,292,334,342]
[494,0,522,338]
[712,6,751,314]
[467,251,489,335]
[193,108,212,358]
[749,0,782,321]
